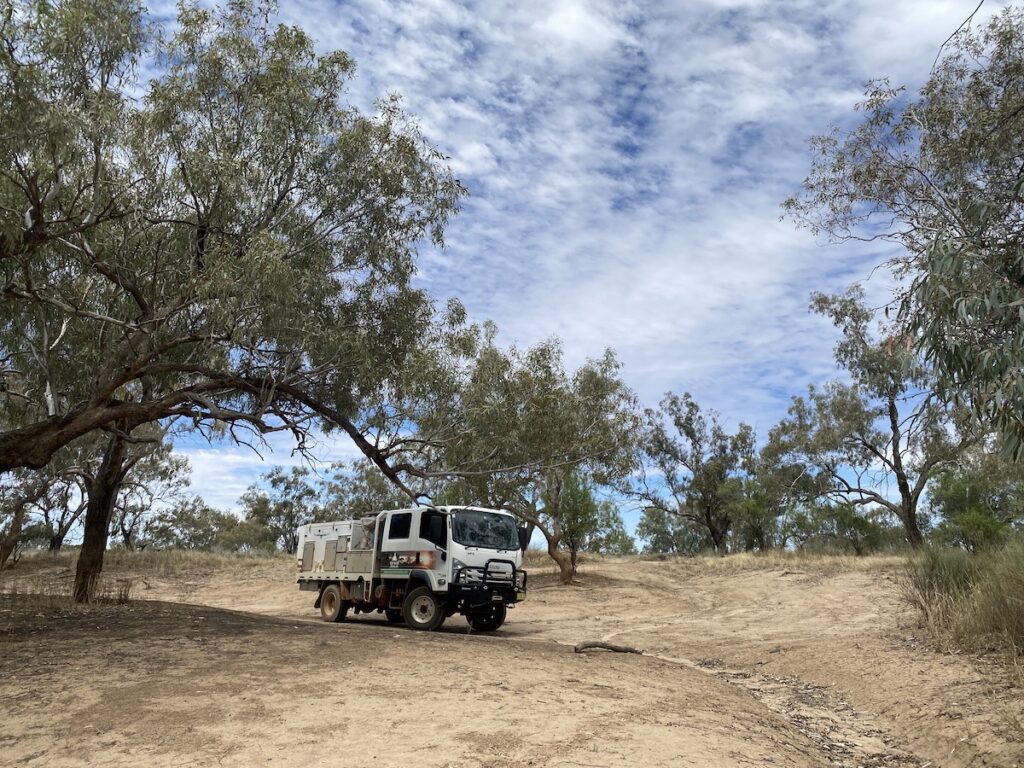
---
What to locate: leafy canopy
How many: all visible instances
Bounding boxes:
[785,8,1024,457]
[0,0,464,472]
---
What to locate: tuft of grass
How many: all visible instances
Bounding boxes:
[96,577,135,604]
[904,539,1024,673]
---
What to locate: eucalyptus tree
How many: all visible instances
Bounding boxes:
[785,8,1024,457]
[147,497,236,551]
[543,474,635,575]
[0,438,94,565]
[768,288,977,546]
[110,440,189,550]
[0,0,463,475]
[0,468,59,567]
[636,507,707,554]
[420,335,639,584]
[322,459,409,519]
[240,466,322,554]
[928,445,1024,551]
[35,469,86,551]
[635,393,755,553]
[583,501,637,557]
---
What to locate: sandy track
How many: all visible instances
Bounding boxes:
[1,557,1021,768]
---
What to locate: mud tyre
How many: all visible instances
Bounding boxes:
[402,586,445,631]
[320,584,348,623]
[466,603,506,633]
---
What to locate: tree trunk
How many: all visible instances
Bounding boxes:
[887,395,924,549]
[118,512,136,550]
[901,504,924,548]
[547,539,574,585]
[0,502,28,569]
[73,434,127,603]
[48,532,65,552]
[708,523,727,554]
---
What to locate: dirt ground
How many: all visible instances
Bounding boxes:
[1,554,1021,768]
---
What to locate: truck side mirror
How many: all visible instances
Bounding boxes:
[517,526,530,552]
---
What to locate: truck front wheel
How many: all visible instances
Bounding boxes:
[466,603,506,632]
[402,586,445,631]
[320,584,348,623]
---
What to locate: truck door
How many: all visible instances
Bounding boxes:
[418,509,449,585]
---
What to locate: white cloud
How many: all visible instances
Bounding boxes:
[157,0,1013,509]
[172,429,364,512]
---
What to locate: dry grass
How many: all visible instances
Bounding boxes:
[616,549,903,575]
[1,548,287,603]
[101,547,286,579]
[520,547,908,581]
[666,550,907,575]
[904,540,1024,679]
[0,570,132,606]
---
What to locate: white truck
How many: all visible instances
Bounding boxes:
[296,505,528,632]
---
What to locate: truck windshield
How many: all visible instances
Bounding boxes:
[451,509,519,550]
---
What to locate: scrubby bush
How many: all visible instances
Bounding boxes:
[905,539,1024,665]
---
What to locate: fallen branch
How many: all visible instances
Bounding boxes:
[573,640,643,655]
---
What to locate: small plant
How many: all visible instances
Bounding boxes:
[113,578,134,605]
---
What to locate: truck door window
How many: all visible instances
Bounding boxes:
[387,512,412,540]
[419,511,447,549]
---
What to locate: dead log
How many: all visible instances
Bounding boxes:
[573,640,643,655]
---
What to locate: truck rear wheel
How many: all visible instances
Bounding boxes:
[402,586,445,631]
[466,603,506,632]
[320,584,347,623]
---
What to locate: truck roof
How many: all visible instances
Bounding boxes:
[372,505,515,517]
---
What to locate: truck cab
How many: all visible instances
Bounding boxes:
[296,506,528,632]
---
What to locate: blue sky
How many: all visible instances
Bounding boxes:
[168,0,1012,525]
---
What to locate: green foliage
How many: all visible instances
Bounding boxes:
[0,0,464,472]
[322,460,409,518]
[933,509,1009,553]
[212,517,278,554]
[148,496,276,554]
[768,288,975,546]
[241,466,322,554]
[928,450,1024,552]
[545,476,635,572]
[785,8,1024,457]
[819,504,886,555]
[110,435,191,550]
[585,501,637,556]
[730,494,779,552]
[636,506,708,555]
[148,498,237,551]
[550,473,598,573]
[420,335,639,580]
[637,392,754,552]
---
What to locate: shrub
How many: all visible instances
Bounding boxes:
[970,539,1024,656]
[905,539,1024,666]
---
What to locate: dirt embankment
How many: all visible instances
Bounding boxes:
[1,554,1021,768]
